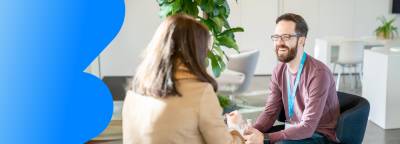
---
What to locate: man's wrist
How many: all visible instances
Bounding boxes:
[263,133,270,140]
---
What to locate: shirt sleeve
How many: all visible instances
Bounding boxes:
[269,69,331,141]
[198,84,242,144]
[253,68,283,133]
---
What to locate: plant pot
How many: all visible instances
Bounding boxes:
[376,32,394,40]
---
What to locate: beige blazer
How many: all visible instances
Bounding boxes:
[122,77,243,144]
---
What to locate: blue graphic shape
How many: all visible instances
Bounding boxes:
[0,0,125,143]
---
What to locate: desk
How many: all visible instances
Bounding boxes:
[362,48,400,129]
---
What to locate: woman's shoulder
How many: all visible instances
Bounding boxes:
[176,79,214,92]
[123,90,144,105]
[176,80,216,101]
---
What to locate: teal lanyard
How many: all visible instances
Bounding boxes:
[286,52,307,119]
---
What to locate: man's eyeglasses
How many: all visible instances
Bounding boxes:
[270,34,300,42]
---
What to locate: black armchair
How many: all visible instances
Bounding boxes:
[335,91,370,144]
[267,92,370,144]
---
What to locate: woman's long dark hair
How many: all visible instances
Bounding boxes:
[132,14,218,97]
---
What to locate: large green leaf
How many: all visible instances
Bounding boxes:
[182,0,198,16]
[157,0,174,5]
[199,0,214,13]
[217,35,239,51]
[213,43,226,58]
[213,3,229,19]
[220,27,244,35]
[222,1,230,18]
[211,17,224,33]
[215,50,226,72]
[219,27,244,39]
[222,18,231,29]
[213,6,221,16]
[159,4,173,18]
[171,0,182,15]
[208,49,226,77]
[157,0,167,5]
[215,0,225,6]
[194,0,202,5]
[208,51,222,77]
[200,18,215,32]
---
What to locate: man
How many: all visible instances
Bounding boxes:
[243,13,340,144]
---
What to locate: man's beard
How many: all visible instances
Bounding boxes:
[275,44,297,63]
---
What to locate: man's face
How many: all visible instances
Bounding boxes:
[273,20,301,63]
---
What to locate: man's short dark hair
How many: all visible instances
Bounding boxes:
[276,13,308,37]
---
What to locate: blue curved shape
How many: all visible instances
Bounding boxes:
[0,0,125,143]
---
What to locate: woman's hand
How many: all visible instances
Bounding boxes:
[226,110,243,128]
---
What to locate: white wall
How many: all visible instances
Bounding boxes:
[353,0,400,37]
[99,0,161,76]
[228,0,279,74]
[94,0,400,76]
[281,0,320,57]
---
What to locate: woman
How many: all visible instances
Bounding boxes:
[122,14,244,144]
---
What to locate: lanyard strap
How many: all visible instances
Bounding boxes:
[286,52,307,118]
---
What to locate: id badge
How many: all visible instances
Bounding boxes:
[284,120,295,130]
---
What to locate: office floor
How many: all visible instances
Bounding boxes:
[89,75,400,144]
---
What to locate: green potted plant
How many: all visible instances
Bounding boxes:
[156,0,244,77]
[375,16,398,39]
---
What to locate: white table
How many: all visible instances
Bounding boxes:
[362,48,400,129]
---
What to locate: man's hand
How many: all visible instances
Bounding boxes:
[243,126,264,144]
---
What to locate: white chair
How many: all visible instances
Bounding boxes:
[314,38,330,65]
[216,49,260,102]
[314,37,347,66]
[333,41,365,90]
